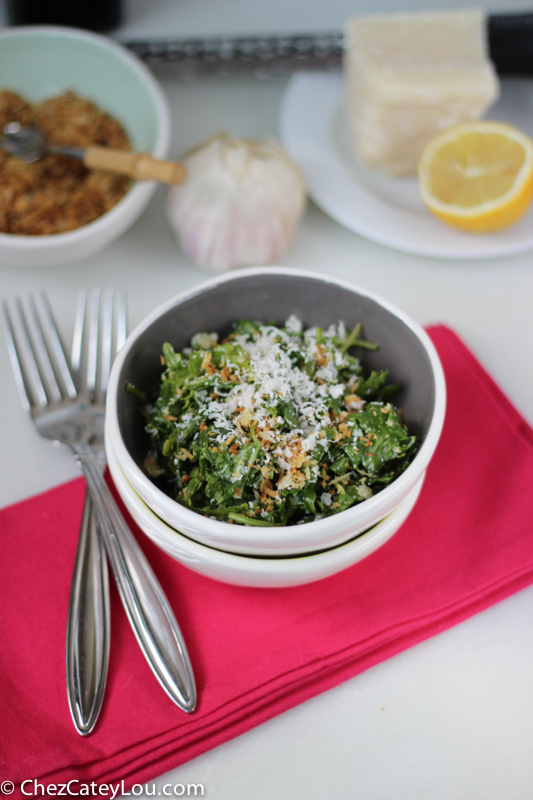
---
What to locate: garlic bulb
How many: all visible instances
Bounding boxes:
[167,133,306,271]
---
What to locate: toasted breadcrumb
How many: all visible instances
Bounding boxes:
[0,89,131,235]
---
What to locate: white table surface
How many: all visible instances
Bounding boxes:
[1,1,533,798]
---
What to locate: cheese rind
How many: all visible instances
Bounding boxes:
[344,10,500,176]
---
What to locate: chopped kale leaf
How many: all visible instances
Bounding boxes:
[140,316,418,526]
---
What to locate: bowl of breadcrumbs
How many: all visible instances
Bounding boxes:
[0,26,170,267]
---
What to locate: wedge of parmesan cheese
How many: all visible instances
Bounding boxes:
[344,10,500,176]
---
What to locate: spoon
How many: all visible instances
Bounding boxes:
[1,122,186,184]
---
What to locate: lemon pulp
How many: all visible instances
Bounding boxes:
[418,122,533,233]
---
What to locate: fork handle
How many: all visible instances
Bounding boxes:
[66,491,110,736]
[78,459,196,713]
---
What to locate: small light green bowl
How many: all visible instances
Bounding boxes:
[0,26,171,267]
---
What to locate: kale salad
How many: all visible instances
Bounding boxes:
[138,317,418,527]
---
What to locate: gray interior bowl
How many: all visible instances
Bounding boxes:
[115,269,438,476]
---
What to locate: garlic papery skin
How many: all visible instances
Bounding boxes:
[167,134,306,271]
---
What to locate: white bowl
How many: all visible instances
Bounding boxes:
[107,434,425,588]
[106,267,446,556]
[0,26,171,267]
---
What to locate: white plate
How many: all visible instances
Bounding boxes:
[279,72,533,260]
[107,434,425,588]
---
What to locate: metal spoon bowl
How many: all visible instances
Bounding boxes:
[2,122,83,162]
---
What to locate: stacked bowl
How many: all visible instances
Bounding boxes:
[105,267,446,588]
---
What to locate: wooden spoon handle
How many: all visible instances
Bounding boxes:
[84,147,186,184]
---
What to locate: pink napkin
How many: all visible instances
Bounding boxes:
[2,326,533,794]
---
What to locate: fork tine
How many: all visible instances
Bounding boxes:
[86,289,100,397]
[24,294,64,404]
[1,300,33,411]
[99,288,114,399]
[10,296,50,408]
[38,291,77,400]
[71,290,87,376]
[115,291,127,354]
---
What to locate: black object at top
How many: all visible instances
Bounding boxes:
[488,12,533,75]
[6,0,122,32]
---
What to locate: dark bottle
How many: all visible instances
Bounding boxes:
[6,0,122,33]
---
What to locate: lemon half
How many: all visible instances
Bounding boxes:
[418,121,533,233]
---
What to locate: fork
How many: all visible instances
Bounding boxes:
[3,291,112,735]
[65,289,123,735]
[2,291,196,724]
